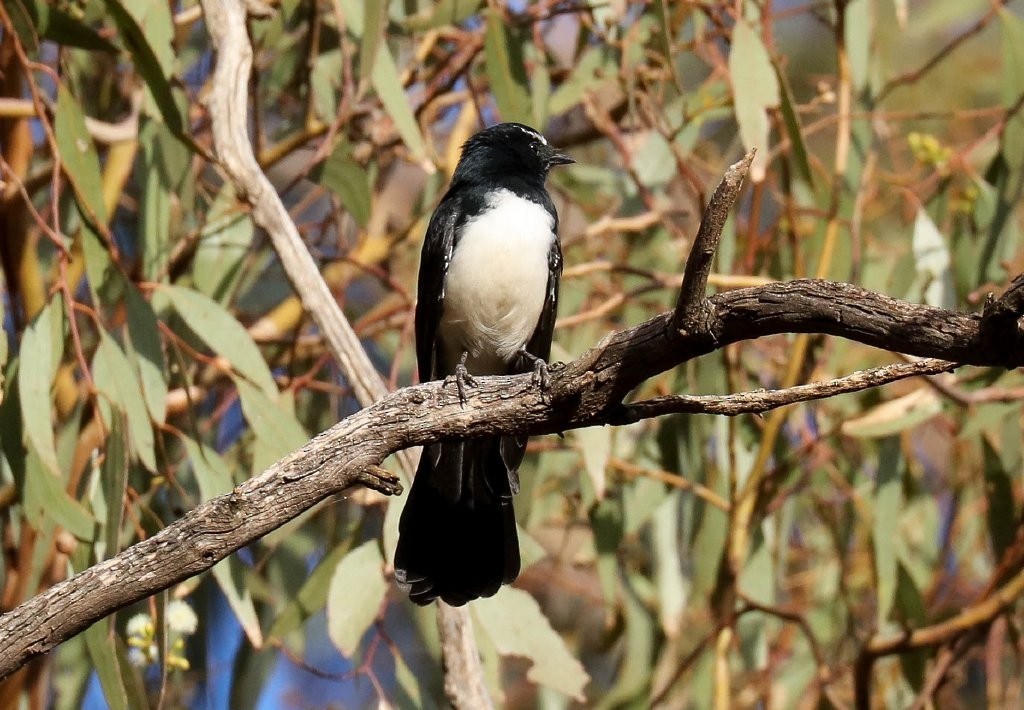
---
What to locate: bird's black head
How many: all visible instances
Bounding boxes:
[452,122,573,187]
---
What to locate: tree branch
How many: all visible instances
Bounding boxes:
[610,358,957,422]
[673,150,753,335]
[0,264,1019,678]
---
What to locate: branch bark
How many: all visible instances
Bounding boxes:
[0,265,1020,678]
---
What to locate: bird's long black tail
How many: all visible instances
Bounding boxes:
[394,437,521,606]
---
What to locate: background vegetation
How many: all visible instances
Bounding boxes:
[1,0,1023,706]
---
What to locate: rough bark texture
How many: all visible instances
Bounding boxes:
[0,273,1020,679]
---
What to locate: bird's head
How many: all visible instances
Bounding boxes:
[453,123,574,185]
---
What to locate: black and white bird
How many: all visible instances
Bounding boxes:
[394,123,573,606]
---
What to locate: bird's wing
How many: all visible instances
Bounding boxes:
[523,214,562,364]
[415,196,460,382]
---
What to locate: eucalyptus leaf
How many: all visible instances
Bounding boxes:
[157,285,277,395]
[485,10,531,125]
[55,85,108,228]
[326,541,386,657]
[92,330,157,472]
[873,438,902,625]
[474,587,589,701]
[729,20,779,181]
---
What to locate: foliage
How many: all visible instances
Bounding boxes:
[0,0,1022,707]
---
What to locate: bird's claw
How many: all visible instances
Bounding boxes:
[518,348,553,391]
[445,352,477,405]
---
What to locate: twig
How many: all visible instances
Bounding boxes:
[673,150,754,335]
[875,0,1011,102]
[610,358,957,422]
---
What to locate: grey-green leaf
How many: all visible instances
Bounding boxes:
[474,587,589,700]
[729,20,779,180]
[485,10,531,125]
[18,297,63,476]
[92,330,157,472]
[124,285,168,424]
[157,285,277,395]
[326,541,386,657]
[319,142,373,228]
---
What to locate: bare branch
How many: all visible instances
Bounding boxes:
[610,358,957,423]
[0,271,1020,679]
[438,603,493,710]
[199,0,392,414]
[673,150,754,335]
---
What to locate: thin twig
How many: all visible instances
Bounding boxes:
[610,358,958,422]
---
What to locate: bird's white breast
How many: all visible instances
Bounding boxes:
[440,189,555,375]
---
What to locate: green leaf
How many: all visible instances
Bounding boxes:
[212,555,264,648]
[24,443,95,539]
[474,587,589,701]
[319,142,372,228]
[326,541,386,656]
[404,0,483,30]
[843,0,871,91]
[92,330,157,472]
[983,438,1016,561]
[42,6,118,51]
[233,378,308,463]
[774,64,813,186]
[181,436,235,500]
[729,19,779,181]
[139,118,188,280]
[485,10,531,125]
[873,438,902,626]
[4,0,39,52]
[548,47,617,117]
[18,297,63,475]
[359,0,385,84]
[80,216,121,306]
[371,45,429,165]
[310,49,343,123]
[652,492,687,637]
[595,579,654,709]
[55,85,108,228]
[157,285,277,395]
[999,9,1024,169]
[124,285,167,424]
[102,0,184,137]
[894,563,928,691]
[590,497,623,606]
[576,426,610,501]
[99,412,129,559]
[268,544,349,642]
[193,188,253,300]
[83,621,128,710]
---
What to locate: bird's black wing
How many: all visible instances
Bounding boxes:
[523,235,562,363]
[415,196,460,383]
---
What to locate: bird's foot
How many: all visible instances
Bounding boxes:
[444,351,477,405]
[517,347,553,391]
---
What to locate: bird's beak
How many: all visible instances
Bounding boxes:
[542,145,575,167]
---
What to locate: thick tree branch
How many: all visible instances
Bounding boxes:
[0,268,1020,678]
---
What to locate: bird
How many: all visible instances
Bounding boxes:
[394,122,574,606]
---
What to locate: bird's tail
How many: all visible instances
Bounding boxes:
[394,437,521,606]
